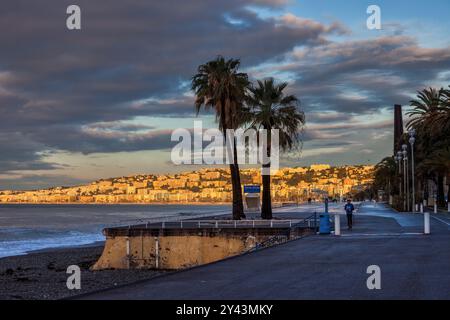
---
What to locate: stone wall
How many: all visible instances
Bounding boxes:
[92,227,302,270]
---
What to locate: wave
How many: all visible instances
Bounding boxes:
[0,228,105,258]
[0,204,231,258]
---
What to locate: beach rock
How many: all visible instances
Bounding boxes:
[47,262,56,270]
[79,260,95,270]
[5,268,14,276]
[15,276,37,282]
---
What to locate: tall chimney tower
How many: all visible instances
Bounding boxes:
[394,104,404,153]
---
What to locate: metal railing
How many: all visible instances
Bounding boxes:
[247,212,318,252]
[119,219,308,230]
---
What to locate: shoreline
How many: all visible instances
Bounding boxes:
[0,209,253,300]
[1,210,235,260]
[24,240,106,255]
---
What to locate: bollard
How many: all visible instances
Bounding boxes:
[415,204,419,213]
[420,203,424,213]
[434,203,438,214]
[448,202,450,213]
[334,214,341,236]
[424,212,430,235]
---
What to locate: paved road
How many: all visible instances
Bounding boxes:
[80,203,450,300]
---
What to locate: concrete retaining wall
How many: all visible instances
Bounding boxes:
[92,227,306,270]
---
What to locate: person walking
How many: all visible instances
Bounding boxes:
[344,199,355,230]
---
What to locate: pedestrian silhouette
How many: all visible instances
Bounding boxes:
[344,199,355,230]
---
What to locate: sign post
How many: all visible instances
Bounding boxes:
[243,185,261,213]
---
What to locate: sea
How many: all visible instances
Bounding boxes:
[0,204,230,258]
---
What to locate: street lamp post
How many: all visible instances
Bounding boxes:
[394,156,398,204]
[434,189,438,214]
[397,151,403,210]
[403,144,409,212]
[409,129,416,212]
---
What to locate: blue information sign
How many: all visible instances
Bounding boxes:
[244,185,261,193]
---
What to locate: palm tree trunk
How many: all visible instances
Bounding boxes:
[233,141,245,219]
[229,163,242,220]
[447,180,450,208]
[261,142,272,220]
[220,99,244,220]
[438,173,445,207]
[261,163,272,219]
[229,137,244,220]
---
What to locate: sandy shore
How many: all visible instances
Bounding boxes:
[0,244,169,300]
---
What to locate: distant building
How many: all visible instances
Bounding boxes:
[310,164,331,171]
[0,165,374,204]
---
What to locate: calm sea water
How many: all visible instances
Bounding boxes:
[0,204,230,258]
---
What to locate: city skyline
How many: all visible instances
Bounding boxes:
[0,164,374,202]
[1,0,450,189]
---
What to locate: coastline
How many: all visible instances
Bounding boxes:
[0,206,235,260]
[0,202,273,299]
[0,207,242,299]
[24,240,106,255]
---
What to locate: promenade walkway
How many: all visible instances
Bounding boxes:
[80,203,450,299]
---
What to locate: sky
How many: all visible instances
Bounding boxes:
[1,0,450,189]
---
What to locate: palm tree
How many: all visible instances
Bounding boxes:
[421,145,450,206]
[407,86,450,207]
[244,78,305,219]
[374,156,397,196]
[436,86,450,132]
[191,56,249,220]
[407,87,446,136]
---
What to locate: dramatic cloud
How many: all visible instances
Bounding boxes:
[1,1,449,188]
[282,35,450,114]
[0,0,343,177]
